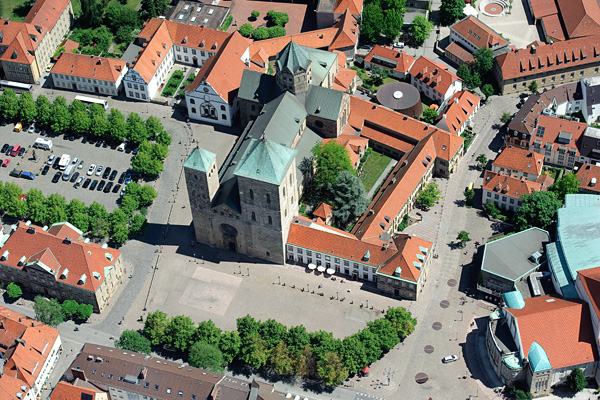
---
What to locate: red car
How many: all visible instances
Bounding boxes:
[3,158,11,167]
[10,145,21,157]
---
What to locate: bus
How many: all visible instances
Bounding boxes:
[58,154,71,171]
[75,95,108,110]
[0,80,32,93]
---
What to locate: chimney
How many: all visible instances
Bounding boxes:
[531,45,536,54]
[71,368,87,382]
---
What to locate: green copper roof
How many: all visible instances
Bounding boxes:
[502,354,522,370]
[528,341,552,372]
[276,41,311,74]
[234,139,297,185]
[184,147,216,172]
[503,290,525,310]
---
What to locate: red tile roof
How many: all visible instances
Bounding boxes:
[541,14,566,41]
[495,36,600,81]
[364,45,416,74]
[528,0,558,19]
[555,0,600,39]
[0,306,60,399]
[377,234,432,283]
[492,147,544,176]
[313,203,334,220]
[530,114,586,156]
[482,170,543,198]
[576,163,600,193]
[436,90,480,135]
[185,32,251,104]
[409,56,461,97]
[445,42,475,64]
[333,0,363,15]
[249,28,339,58]
[450,16,507,49]
[51,53,126,83]
[431,129,464,161]
[23,0,70,28]
[322,134,367,167]
[507,295,598,369]
[1,222,121,293]
[330,10,359,50]
[50,382,104,400]
[577,267,600,321]
[333,67,356,92]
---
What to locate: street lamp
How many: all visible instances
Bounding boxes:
[337,291,339,300]
[238,265,241,274]
[366,299,369,308]
[307,283,310,292]
[247,267,249,276]
[278,276,281,285]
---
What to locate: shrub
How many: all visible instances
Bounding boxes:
[239,23,254,37]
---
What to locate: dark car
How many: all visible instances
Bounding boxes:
[41,165,50,175]
[52,171,61,183]
[9,169,22,178]
[110,141,118,150]
[125,144,132,154]
[97,180,106,191]
[102,141,109,148]
[17,147,25,157]
[102,167,112,180]
[104,182,113,193]
[118,172,126,184]
[1,144,8,153]
[89,179,99,190]
[53,157,60,169]
[109,170,118,181]
[5,146,12,156]
[132,147,139,155]
[69,171,80,183]
[82,178,92,188]
[0,120,6,126]
[69,135,75,141]
[82,136,87,144]
[95,140,102,147]
[112,184,121,193]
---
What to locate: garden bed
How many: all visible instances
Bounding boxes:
[162,70,185,97]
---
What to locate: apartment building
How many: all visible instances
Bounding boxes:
[435,90,481,136]
[449,16,509,57]
[0,0,73,83]
[50,53,127,96]
[409,56,463,104]
[576,163,600,194]
[0,306,62,400]
[529,114,586,168]
[363,45,416,80]
[491,147,544,181]
[0,222,123,312]
[482,170,553,212]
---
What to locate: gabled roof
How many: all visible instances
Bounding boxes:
[184,147,216,172]
[576,163,600,193]
[577,267,600,322]
[23,0,71,28]
[249,28,339,58]
[234,138,297,185]
[377,234,433,283]
[482,170,543,198]
[0,30,35,64]
[51,53,126,83]
[333,67,356,92]
[276,41,311,74]
[555,0,600,39]
[492,147,544,176]
[527,0,558,19]
[450,16,508,49]
[364,45,416,74]
[330,10,359,50]
[409,56,461,95]
[435,90,480,135]
[444,42,475,64]
[313,203,334,220]
[50,382,105,400]
[506,295,598,370]
[130,20,173,83]
[333,0,363,15]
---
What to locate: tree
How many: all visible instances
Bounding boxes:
[151,143,169,160]
[35,95,52,127]
[511,388,533,400]
[485,201,501,219]
[156,130,172,146]
[409,15,434,45]
[456,64,471,83]
[2,182,26,218]
[464,187,475,206]
[62,299,79,317]
[367,66,389,87]
[514,191,562,231]
[361,3,384,42]
[140,0,157,20]
[550,172,580,201]
[33,296,64,326]
[145,116,163,138]
[239,23,254,38]
[70,100,91,134]
[416,183,442,208]
[330,171,369,228]
[473,47,494,76]
[138,185,158,206]
[365,318,400,351]
[420,107,438,124]
[358,328,383,363]
[165,315,196,351]
[440,0,464,25]
[269,341,294,374]
[286,325,310,355]
[129,214,147,235]
[317,352,348,386]
[251,10,260,19]
[51,97,70,132]
[529,80,538,93]
[312,140,354,188]
[240,333,269,369]
[252,27,269,40]
[108,109,127,141]
[219,330,242,364]
[565,367,586,393]
[266,10,289,26]
[67,199,90,232]
[6,282,22,298]
[500,112,512,124]
[339,335,368,375]
[126,112,148,144]
[309,330,342,362]
[476,154,488,170]
[259,318,287,348]
[116,330,152,355]
[457,230,471,247]
[189,341,226,372]
[267,26,286,38]
[294,345,317,378]
[18,92,37,122]
[236,314,261,341]
[26,188,48,224]
[467,71,482,89]
[481,83,494,100]
[382,8,402,40]
[80,0,104,27]
[131,150,164,176]
[77,303,94,320]
[111,223,130,246]
[144,310,170,345]
[0,89,19,120]
[385,307,417,340]
[195,320,222,346]
[45,193,68,225]
[120,194,139,216]
[88,202,110,238]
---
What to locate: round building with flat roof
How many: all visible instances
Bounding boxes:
[376,81,422,118]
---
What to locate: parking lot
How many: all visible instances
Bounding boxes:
[0,123,136,210]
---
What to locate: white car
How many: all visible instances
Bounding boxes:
[47,154,56,165]
[95,165,104,176]
[393,42,405,48]
[87,164,96,176]
[78,160,85,169]
[71,157,79,166]
[442,355,459,363]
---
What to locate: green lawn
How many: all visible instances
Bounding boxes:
[161,70,185,97]
[4,0,31,21]
[542,166,563,180]
[350,66,397,93]
[360,151,392,194]
[108,0,141,10]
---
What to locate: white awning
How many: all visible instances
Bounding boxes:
[317,265,326,272]
[308,263,317,270]
[326,268,335,275]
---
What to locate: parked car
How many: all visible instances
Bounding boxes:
[112,184,121,193]
[118,172,126,184]
[52,172,61,182]
[393,42,404,48]
[87,164,96,176]
[95,165,104,176]
[89,180,99,190]
[10,169,22,178]
[21,171,35,180]
[95,140,102,147]
[1,144,8,153]
[132,147,139,155]
[47,154,56,165]
[104,182,113,193]
[442,355,458,363]
[2,159,10,167]
[97,180,106,191]
[10,145,21,156]
[4,146,12,156]
[117,142,126,151]
[74,176,84,188]
[109,170,118,181]
[17,147,25,157]
[71,157,79,166]
[125,173,132,185]
[53,157,60,169]
[102,141,109,148]
[27,124,35,133]
[70,172,80,183]
[42,165,50,175]
[78,160,85,169]
[102,167,112,180]
[82,178,92,188]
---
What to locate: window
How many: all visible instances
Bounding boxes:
[268,216,273,225]
[266,194,271,204]
[190,98,195,104]
[155,385,159,391]
[191,107,196,114]
[487,192,491,197]
[251,212,256,221]
[249,189,254,200]
[109,374,114,379]
[220,105,226,111]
